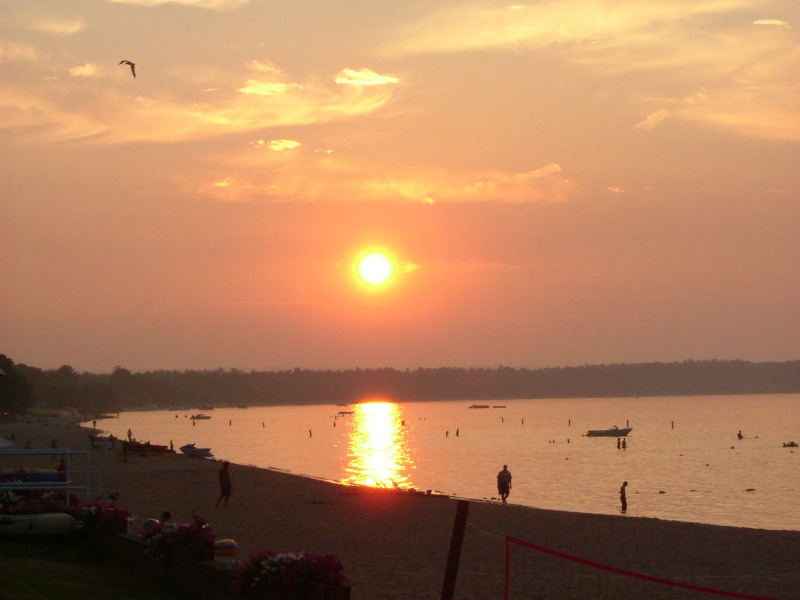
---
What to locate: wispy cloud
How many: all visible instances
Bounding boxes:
[108,0,249,9]
[358,163,570,204]
[32,19,84,36]
[267,139,301,151]
[385,2,743,55]
[238,80,300,96]
[753,19,788,27]
[635,109,671,131]
[70,63,98,77]
[2,60,397,144]
[0,40,39,63]
[384,1,800,141]
[335,68,399,87]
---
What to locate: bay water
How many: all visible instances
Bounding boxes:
[92,394,799,531]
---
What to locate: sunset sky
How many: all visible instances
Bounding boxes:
[2,0,798,373]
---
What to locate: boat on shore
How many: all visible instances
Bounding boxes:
[586,426,632,437]
[122,440,173,454]
[180,443,213,458]
[0,513,78,537]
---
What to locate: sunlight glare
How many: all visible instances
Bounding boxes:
[343,401,412,488]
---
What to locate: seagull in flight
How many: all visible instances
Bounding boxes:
[119,60,136,78]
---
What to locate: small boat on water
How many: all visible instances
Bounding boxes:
[190,414,212,420]
[586,426,632,437]
[180,443,213,458]
[468,404,490,409]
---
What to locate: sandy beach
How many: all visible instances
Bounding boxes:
[2,415,798,599]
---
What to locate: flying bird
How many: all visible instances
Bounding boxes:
[119,60,136,78]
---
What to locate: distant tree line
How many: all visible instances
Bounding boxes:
[1,353,798,415]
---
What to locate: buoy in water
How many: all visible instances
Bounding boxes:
[214,539,238,556]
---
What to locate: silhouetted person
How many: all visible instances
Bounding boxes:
[617,438,621,449]
[497,464,512,505]
[620,481,628,512]
[737,430,743,440]
[215,461,232,507]
[622,439,627,449]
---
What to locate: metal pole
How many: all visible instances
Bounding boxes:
[441,499,470,600]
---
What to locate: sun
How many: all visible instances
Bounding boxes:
[357,252,394,286]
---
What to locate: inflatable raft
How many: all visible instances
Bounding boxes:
[214,538,238,556]
[0,513,78,537]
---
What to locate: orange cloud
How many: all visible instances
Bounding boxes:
[634,109,671,131]
[108,0,248,9]
[32,19,84,36]
[335,68,399,87]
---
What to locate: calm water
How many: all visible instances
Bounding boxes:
[91,394,799,531]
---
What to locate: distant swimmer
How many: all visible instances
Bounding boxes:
[119,60,136,78]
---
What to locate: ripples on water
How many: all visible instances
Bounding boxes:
[95,394,799,531]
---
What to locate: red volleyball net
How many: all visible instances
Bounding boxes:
[504,536,779,600]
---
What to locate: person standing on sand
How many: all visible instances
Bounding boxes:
[620,481,628,513]
[215,461,232,507]
[497,464,512,505]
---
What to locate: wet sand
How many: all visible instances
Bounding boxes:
[2,415,798,599]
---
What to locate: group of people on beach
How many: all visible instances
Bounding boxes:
[496,463,629,513]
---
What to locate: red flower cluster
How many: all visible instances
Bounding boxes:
[141,512,216,561]
[232,548,349,594]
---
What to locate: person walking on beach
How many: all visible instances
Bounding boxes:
[215,461,232,507]
[620,480,628,513]
[497,464,512,505]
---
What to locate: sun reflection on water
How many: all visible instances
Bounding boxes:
[343,400,413,488]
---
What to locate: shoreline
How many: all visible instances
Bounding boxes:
[85,399,800,532]
[2,415,799,599]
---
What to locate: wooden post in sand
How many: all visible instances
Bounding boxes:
[441,499,470,600]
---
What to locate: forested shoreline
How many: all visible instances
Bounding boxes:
[2,354,798,415]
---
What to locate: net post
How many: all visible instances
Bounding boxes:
[504,535,512,600]
[440,499,470,600]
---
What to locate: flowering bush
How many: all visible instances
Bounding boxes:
[141,513,216,561]
[79,495,130,533]
[0,489,130,533]
[232,548,349,595]
[0,489,80,516]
